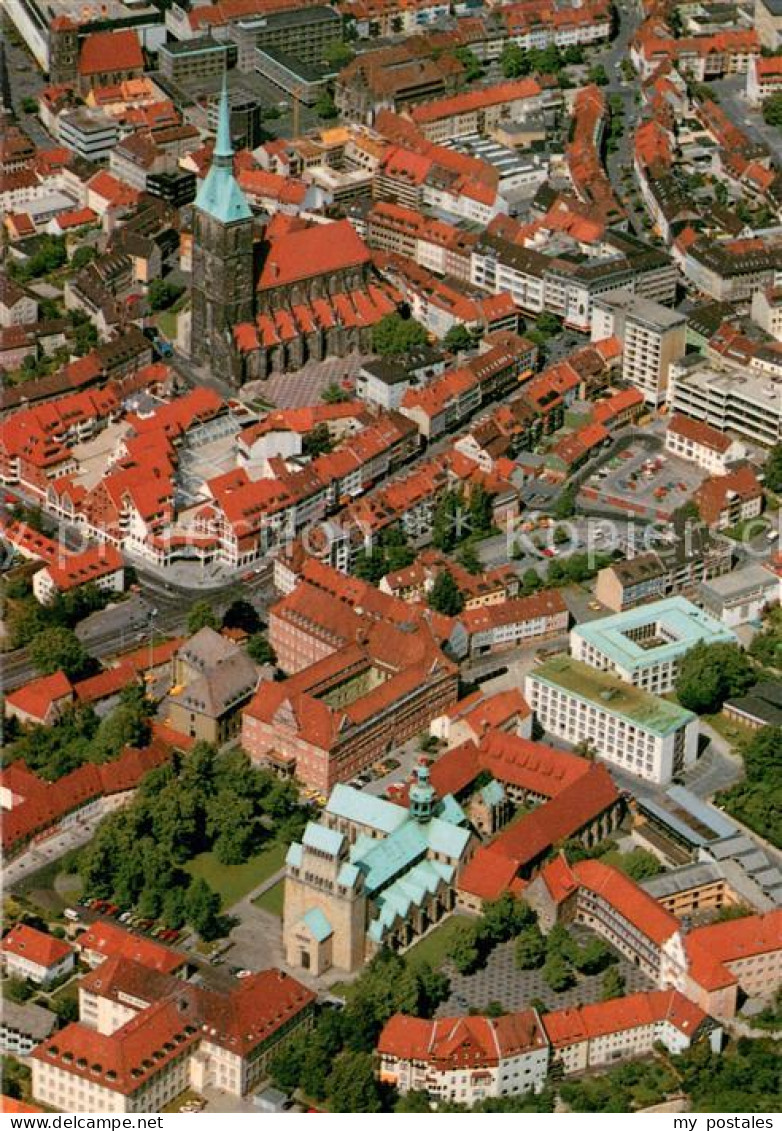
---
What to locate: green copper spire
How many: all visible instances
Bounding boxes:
[214,72,233,163]
[194,76,252,225]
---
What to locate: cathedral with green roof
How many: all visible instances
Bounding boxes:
[283,765,475,975]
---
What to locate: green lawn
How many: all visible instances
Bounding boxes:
[252,879,284,917]
[185,841,288,910]
[704,712,754,749]
[404,914,469,971]
[156,311,178,340]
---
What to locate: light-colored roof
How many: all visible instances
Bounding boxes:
[302,908,333,943]
[571,596,737,672]
[302,822,344,857]
[326,783,409,835]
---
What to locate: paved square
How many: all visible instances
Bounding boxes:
[437,925,654,1016]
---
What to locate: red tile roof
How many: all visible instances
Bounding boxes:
[79,30,144,78]
[2,923,74,969]
[76,922,186,975]
[685,910,782,992]
[542,988,708,1047]
[257,219,371,290]
[667,412,732,453]
[5,671,74,722]
[378,1009,546,1067]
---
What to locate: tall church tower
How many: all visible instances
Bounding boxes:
[190,78,254,369]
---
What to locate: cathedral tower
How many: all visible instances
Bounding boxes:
[190,78,254,370]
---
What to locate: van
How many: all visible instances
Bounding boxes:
[64,908,80,922]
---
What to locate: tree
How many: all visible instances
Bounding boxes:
[148,279,183,311]
[458,543,482,575]
[762,91,782,126]
[468,483,493,536]
[446,921,482,974]
[371,312,428,356]
[321,381,350,404]
[454,46,483,82]
[29,626,89,679]
[553,486,576,519]
[303,423,333,457]
[501,43,530,79]
[161,886,187,929]
[428,569,465,616]
[324,40,355,68]
[4,977,35,1003]
[187,600,218,634]
[571,937,614,975]
[71,245,97,271]
[327,1051,382,1112]
[601,966,625,1001]
[675,641,755,714]
[589,63,609,85]
[184,877,222,939]
[764,442,782,493]
[247,633,276,665]
[21,95,38,113]
[515,924,546,969]
[222,599,261,635]
[616,848,661,882]
[396,1090,431,1112]
[480,893,532,943]
[315,91,338,119]
[444,324,473,353]
[1,1056,31,1100]
[91,690,151,761]
[543,952,575,992]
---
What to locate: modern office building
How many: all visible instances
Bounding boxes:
[58,108,119,163]
[524,655,698,784]
[570,596,737,695]
[158,36,234,83]
[229,7,342,70]
[591,290,687,406]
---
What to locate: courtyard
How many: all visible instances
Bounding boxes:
[434,924,654,1017]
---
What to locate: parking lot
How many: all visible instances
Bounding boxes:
[585,442,706,517]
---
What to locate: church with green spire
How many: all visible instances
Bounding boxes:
[190,78,255,372]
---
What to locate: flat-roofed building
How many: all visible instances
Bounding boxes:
[158,37,234,83]
[591,290,687,406]
[229,7,342,71]
[570,596,737,695]
[700,563,779,627]
[524,655,698,784]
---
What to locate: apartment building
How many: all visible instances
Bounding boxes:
[696,465,764,530]
[542,990,720,1076]
[665,413,746,473]
[378,1011,549,1103]
[677,236,782,303]
[463,590,570,656]
[590,291,687,406]
[524,655,698,784]
[668,355,782,447]
[570,596,736,695]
